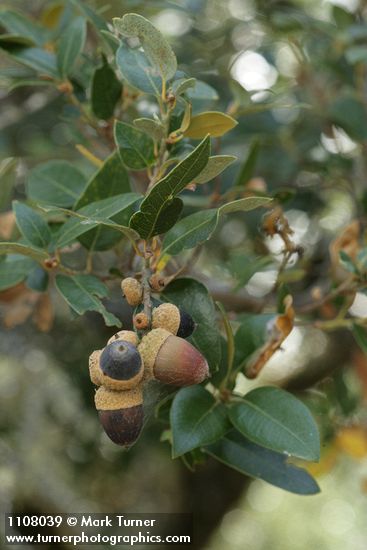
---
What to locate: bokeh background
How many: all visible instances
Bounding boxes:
[2,0,367,548]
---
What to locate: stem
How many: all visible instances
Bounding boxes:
[297,276,356,313]
[142,242,153,323]
[216,302,235,392]
[161,245,203,284]
[147,87,172,192]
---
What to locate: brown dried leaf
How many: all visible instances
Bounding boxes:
[335,426,367,459]
[0,211,15,240]
[0,282,28,303]
[33,292,54,332]
[329,220,360,276]
[2,289,39,328]
[245,177,267,194]
[246,295,295,379]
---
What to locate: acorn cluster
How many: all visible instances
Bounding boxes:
[88,277,209,447]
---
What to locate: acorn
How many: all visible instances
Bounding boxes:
[121,277,143,306]
[138,328,209,386]
[89,340,144,390]
[152,303,196,338]
[107,330,139,346]
[95,385,144,447]
[177,308,196,338]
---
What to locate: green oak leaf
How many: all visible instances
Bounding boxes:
[91,60,122,120]
[114,121,155,170]
[171,386,229,457]
[0,242,49,263]
[204,430,320,495]
[55,274,121,327]
[162,197,272,256]
[27,161,86,208]
[130,135,210,238]
[115,42,162,95]
[54,194,141,248]
[57,16,86,77]
[0,255,38,291]
[113,13,177,81]
[13,200,51,249]
[229,386,320,461]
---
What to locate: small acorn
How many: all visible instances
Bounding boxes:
[95,385,144,447]
[152,303,195,338]
[89,340,144,390]
[121,277,143,306]
[138,328,209,386]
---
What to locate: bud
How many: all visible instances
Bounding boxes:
[133,312,149,330]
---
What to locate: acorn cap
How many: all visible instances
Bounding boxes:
[94,385,143,410]
[89,349,103,386]
[152,303,180,335]
[107,330,139,346]
[95,386,144,447]
[138,328,170,381]
[97,340,144,390]
[121,277,143,306]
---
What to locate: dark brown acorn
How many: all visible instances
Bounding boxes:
[95,386,144,447]
[177,308,196,338]
[138,328,209,386]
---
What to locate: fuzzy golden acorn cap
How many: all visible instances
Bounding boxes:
[89,350,103,386]
[121,277,143,306]
[152,303,180,335]
[138,328,171,380]
[94,385,143,411]
[107,330,139,346]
